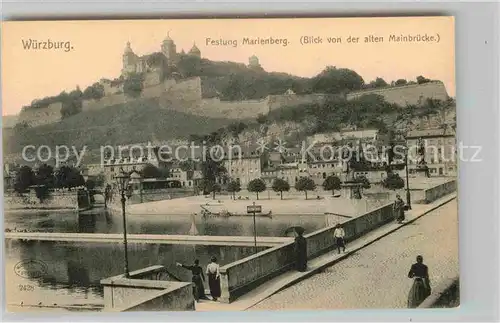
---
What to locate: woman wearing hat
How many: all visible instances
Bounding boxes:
[206,256,221,301]
[294,227,308,272]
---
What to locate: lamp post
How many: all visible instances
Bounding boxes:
[114,168,136,278]
[404,145,412,210]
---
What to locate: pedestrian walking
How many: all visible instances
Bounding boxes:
[333,223,346,254]
[407,255,432,308]
[294,227,308,272]
[393,194,406,223]
[206,256,221,301]
[177,259,207,302]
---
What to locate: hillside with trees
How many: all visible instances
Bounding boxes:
[7,53,452,156]
[4,98,235,153]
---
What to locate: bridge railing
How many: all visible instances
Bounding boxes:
[218,202,395,303]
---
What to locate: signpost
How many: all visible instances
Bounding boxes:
[247,202,262,253]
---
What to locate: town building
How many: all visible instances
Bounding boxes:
[406,127,457,177]
[222,148,265,188]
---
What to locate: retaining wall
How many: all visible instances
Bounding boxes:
[3,190,88,210]
[346,81,449,106]
[219,202,394,303]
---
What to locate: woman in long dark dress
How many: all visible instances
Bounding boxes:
[294,227,308,272]
[407,255,431,308]
[176,259,206,301]
[206,256,221,301]
[394,195,406,223]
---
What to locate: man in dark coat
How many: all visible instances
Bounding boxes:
[294,227,307,272]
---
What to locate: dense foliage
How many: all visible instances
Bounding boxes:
[294,177,317,199]
[247,178,267,200]
[272,178,291,200]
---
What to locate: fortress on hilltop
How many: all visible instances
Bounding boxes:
[16,33,450,127]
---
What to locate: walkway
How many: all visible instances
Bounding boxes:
[252,198,459,310]
[195,193,457,311]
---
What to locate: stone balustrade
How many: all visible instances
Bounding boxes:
[219,202,394,303]
[423,179,457,203]
[418,277,460,308]
[100,265,194,312]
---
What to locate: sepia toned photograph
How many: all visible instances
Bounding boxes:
[2,16,458,313]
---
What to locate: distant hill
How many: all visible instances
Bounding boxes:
[3,98,235,154]
[2,115,18,128]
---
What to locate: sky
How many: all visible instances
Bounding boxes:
[1,16,455,116]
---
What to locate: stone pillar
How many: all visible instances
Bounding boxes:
[219,270,231,303]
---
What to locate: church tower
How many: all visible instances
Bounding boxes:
[161,32,178,66]
[122,41,138,76]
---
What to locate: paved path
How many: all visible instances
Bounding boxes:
[251,199,459,310]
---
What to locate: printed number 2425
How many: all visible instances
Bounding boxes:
[18,284,35,292]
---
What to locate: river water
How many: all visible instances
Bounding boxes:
[4,208,331,312]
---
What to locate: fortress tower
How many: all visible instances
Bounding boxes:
[248,55,261,69]
[188,42,201,58]
[161,32,178,66]
[122,41,139,75]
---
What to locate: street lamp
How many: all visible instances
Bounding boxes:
[404,145,412,210]
[114,167,135,278]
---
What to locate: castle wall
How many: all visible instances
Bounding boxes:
[18,102,62,127]
[82,93,127,112]
[346,81,449,106]
[101,82,123,96]
[143,70,163,88]
[199,98,269,119]
[165,77,203,101]
[267,93,329,111]
[141,83,166,99]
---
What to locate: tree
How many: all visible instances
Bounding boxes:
[14,165,35,193]
[272,178,290,200]
[395,79,408,86]
[247,178,267,200]
[54,166,85,189]
[123,73,144,98]
[83,82,105,100]
[34,163,55,188]
[416,75,431,84]
[201,181,221,200]
[179,160,195,172]
[355,175,371,189]
[60,96,83,119]
[381,173,405,190]
[311,66,365,94]
[227,180,241,199]
[295,177,316,199]
[141,164,162,179]
[227,121,247,138]
[370,77,388,88]
[256,113,268,125]
[322,175,341,195]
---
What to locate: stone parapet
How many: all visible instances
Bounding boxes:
[218,202,395,303]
